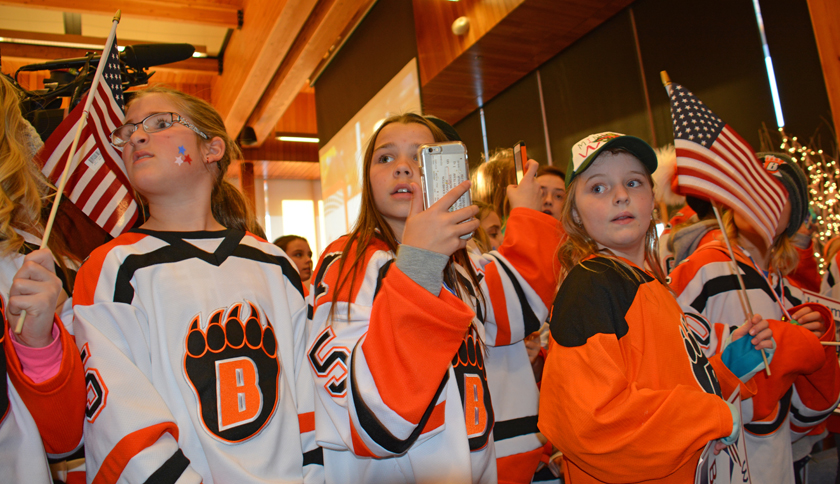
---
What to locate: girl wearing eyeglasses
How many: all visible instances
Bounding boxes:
[73,87,321,483]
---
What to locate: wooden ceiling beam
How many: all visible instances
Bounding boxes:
[0,0,242,28]
[247,0,376,146]
[1,42,217,72]
[0,29,207,53]
[212,0,319,140]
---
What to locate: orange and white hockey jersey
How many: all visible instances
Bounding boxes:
[307,208,560,484]
[540,256,742,483]
[670,241,840,484]
[1,235,85,483]
[73,228,322,484]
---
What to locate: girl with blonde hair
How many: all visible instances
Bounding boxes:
[0,73,85,482]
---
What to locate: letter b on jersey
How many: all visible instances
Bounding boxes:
[464,374,488,437]
[216,357,263,430]
[184,303,280,443]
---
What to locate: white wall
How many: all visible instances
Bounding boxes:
[254,179,325,257]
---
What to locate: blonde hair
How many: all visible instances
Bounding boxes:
[471,200,497,254]
[126,87,258,233]
[557,150,666,285]
[472,148,516,220]
[721,210,799,276]
[0,75,51,256]
[329,113,484,322]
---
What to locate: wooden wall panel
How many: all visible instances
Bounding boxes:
[807,0,840,145]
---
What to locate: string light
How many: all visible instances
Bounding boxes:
[779,127,840,275]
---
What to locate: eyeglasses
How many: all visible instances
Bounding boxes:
[109,112,208,147]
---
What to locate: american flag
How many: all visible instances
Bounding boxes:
[668,82,785,245]
[35,37,138,237]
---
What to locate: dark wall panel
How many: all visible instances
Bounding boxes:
[540,9,650,170]
[452,107,485,168]
[633,0,775,150]
[314,0,418,146]
[482,71,548,165]
[760,0,833,143]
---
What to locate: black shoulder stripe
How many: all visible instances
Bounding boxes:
[349,340,449,454]
[493,415,538,441]
[690,260,779,313]
[745,387,792,436]
[142,448,190,484]
[372,259,394,301]
[829,270,836,288]
[303,447,324,466]
[113,239,303,303]
[234,245,303,298]
[494,258,540,336]
[551,258,649,347]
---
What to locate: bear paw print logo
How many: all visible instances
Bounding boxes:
[184,301,279,443]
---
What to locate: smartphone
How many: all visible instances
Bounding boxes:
[513,141,527,184]
[418,141,473,239]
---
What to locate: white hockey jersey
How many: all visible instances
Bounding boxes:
[307,208,560,484]
[670,241,840,484]
[72,228,323,484]
[1,232,85,483]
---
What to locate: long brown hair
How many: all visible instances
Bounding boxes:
[0,75,78,277]
[557,149,667,285]
[329,113,485,322]
[125,87,258,233]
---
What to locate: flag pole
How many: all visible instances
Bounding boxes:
[661,70,770,376]
[15,10,122,334]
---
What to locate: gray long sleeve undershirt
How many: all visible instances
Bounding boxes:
[395,245,449,297]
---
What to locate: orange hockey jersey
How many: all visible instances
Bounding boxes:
[539,257,740,483]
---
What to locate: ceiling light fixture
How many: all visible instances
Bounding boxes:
[277,136,319,143]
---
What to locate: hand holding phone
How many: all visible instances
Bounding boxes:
[507,160,542,212]
[513,141,528,184]
[418,141,474,239]
[403,180,479,256]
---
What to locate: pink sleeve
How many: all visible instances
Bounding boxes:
[9,322,63,383]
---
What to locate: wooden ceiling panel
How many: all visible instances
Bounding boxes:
[412,0,523,85]
[275,88,317,135]
[231,160,321,180]
[212,0,319,140]
[418,0,635,124]
[0,0,242,28]
[240,137,318,163]
[246,0,375,146]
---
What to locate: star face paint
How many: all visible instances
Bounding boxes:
[175,146,193,166]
